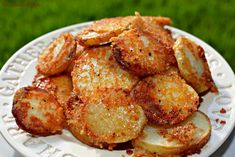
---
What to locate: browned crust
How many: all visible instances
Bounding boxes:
[132,68,199,126]
[77,15,172,47]
[111,15,176,77]
[182,129,210,156]
[76,17,129,46]
[112,28,175,77]
[77,30,121,47]
[37,33,77,76]
[12,86,64,136]
[83,16,172,34]
[112,38,146,76]
[130,14,175,50]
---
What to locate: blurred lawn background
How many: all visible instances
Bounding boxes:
[0,0,234,70]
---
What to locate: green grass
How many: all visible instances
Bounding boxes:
[0,0,235,71]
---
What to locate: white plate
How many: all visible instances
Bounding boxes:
[0,22,235,157]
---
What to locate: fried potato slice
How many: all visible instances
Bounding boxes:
[33,74,73,108]
[72,45,139,101]
[12,86,64,136]
[133,111,211,156]
[77,15,172,46]
[65,89,146,149]
[77,17,128,46]
[80,89,146,144]
[173,37,217,94]
[132,68,199,125]
[37,33,76,75]
[111,14,175,77]
[112,27,175,76]
[65,94,107,148]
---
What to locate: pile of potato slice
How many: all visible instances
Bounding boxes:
[12,13,217,157]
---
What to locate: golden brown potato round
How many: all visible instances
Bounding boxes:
[66,89,146,148]
[132,68,199,125]
[173,37,217,94]
[111,14,175,77]
[112,27,175,76]
[77,17,127,46]
[12,86,64,136]
[72,45,139,101]
[33,74,73,108]
[77,15,172,47]
[133,111,211,156]
[37,33,76,75]
[65,94,108,148]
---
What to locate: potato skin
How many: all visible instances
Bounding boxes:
[37,33,76,76]
[132,68,199,126]
[12,86,64,136]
